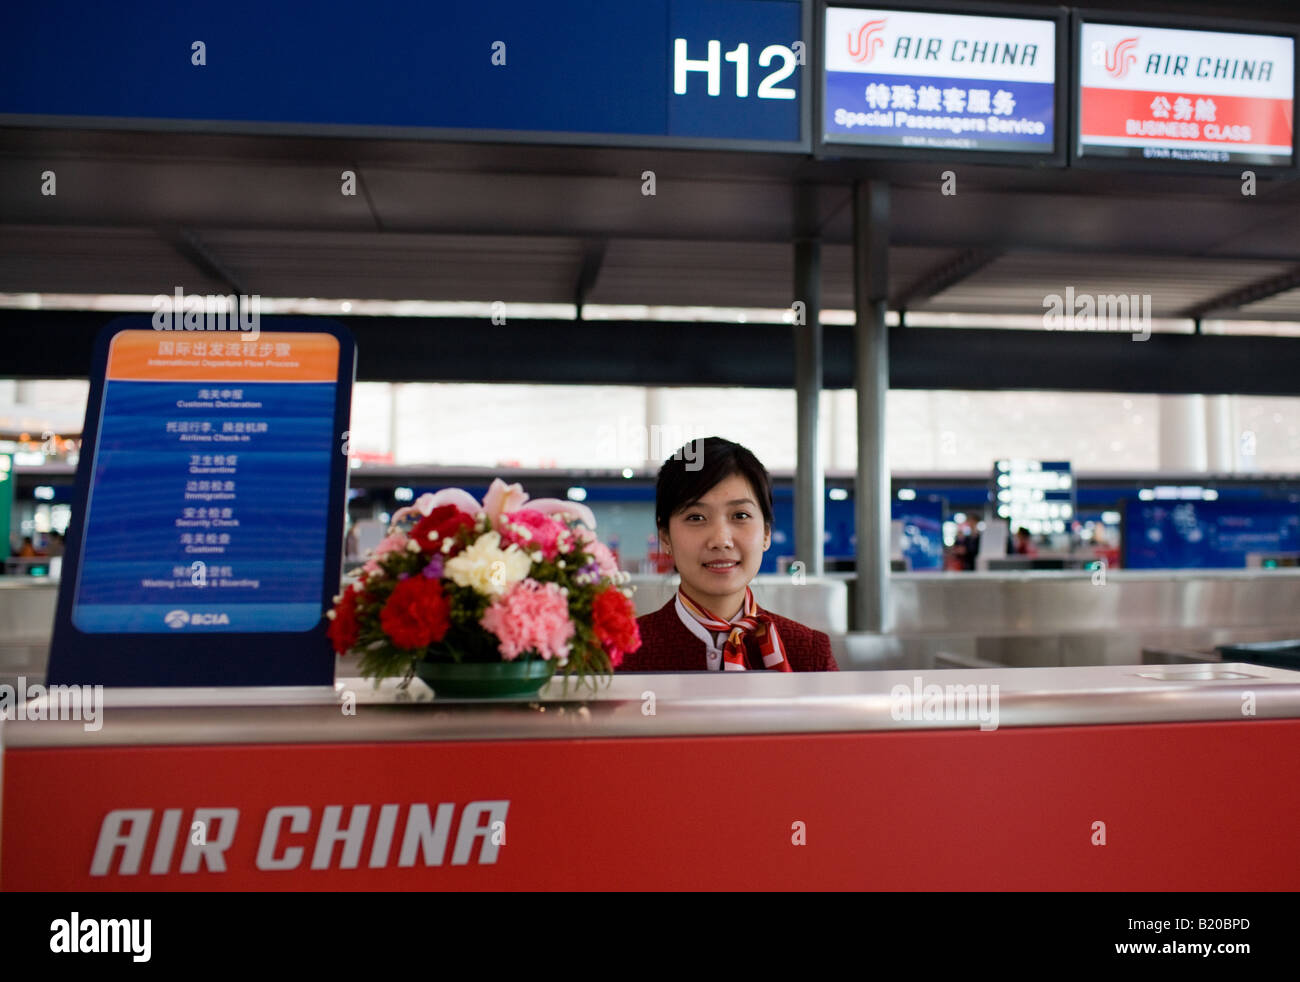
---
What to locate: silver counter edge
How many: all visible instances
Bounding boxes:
[3,663,1300,748]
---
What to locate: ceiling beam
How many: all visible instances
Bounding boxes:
[161,227,248,296]
[893,248,1002,311]
[573,240,607,319]
[1180,263,1300,319]
[6,309,1300,397]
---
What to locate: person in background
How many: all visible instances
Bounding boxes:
[955,524,980,570]
[17,536,37,558]
[1091,526,1119,569]
[1013,527,1037,557]
[45,531,64,557]
[623,436,838,672]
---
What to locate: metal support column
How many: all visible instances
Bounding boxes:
[852,181,891,633]
[793,238,824,577]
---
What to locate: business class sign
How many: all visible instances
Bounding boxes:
[822,6,1058,155]
[1077,22,1295,166]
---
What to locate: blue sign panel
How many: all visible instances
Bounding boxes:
[993,459,1074,535]
[894,498,944,570]
[1124,499,1300,569]
[822,5,1058,154]
[776,491,945,569]
[47,318,355,687]
[1,0,805,150]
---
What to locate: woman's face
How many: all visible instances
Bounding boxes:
[659,472,770,619]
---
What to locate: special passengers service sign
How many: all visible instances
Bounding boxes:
[822,6,1057,154]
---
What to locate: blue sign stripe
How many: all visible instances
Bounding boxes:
[2,0,802,147]
[73,603,325,633]
[825,71,1054,150]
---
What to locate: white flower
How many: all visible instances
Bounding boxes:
[406,539,421,553]
[557,560,566,569]
[532,551,543,563]
[443,530,531,597]
[326,609,337,620]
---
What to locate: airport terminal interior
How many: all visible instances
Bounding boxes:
[6,0,1300,680]
[3,0,1300,904]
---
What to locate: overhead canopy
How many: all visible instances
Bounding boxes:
[4,0,1300,382]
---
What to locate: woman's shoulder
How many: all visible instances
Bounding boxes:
[625,599,702,672]
[764,610,838,671]
[765,609,827,641]
[635,598,678,633]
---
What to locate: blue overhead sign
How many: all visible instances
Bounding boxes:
[1,0,806,150]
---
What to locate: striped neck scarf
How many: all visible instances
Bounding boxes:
[677,587,792,672]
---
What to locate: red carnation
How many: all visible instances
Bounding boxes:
[592,587,641,667]
[410,505,476,556]
[328,585,366,655]
[380,576,451,650]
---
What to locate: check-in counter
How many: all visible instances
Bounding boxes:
[0,579,58,685]
[8,569,1300,683]
[3,663,1298,890]
[628,569,1300,669]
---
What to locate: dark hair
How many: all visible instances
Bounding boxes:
[654,436,773,531]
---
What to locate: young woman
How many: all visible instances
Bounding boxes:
[622,436,838,672]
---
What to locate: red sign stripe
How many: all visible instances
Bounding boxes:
[1080,87,1293,147]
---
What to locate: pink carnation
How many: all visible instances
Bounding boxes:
[480,579,575,661]
[499,508,567,561]
[585,539,621,578]
[363,531,409,573]
[572,526,620,579]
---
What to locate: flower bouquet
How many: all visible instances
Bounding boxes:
[327,479,641,696]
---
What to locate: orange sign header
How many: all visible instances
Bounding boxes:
[106,331,339,383]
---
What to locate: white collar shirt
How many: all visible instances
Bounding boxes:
[674,593,746,671]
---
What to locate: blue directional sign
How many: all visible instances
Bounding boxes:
[47,317,355,687]
[1,0,806,150]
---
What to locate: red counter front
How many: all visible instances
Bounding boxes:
[3,666,1299,891]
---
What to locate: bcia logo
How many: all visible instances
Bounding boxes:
[164,610,230,628]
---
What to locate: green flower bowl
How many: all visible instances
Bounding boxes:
[415,658,556,698]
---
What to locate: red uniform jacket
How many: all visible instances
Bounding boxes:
[622,598,839,672]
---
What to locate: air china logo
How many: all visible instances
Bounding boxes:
[164,610,229,628]
[90,801,510,876]
[1106,36,1139,78]
[848,19,887,63]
